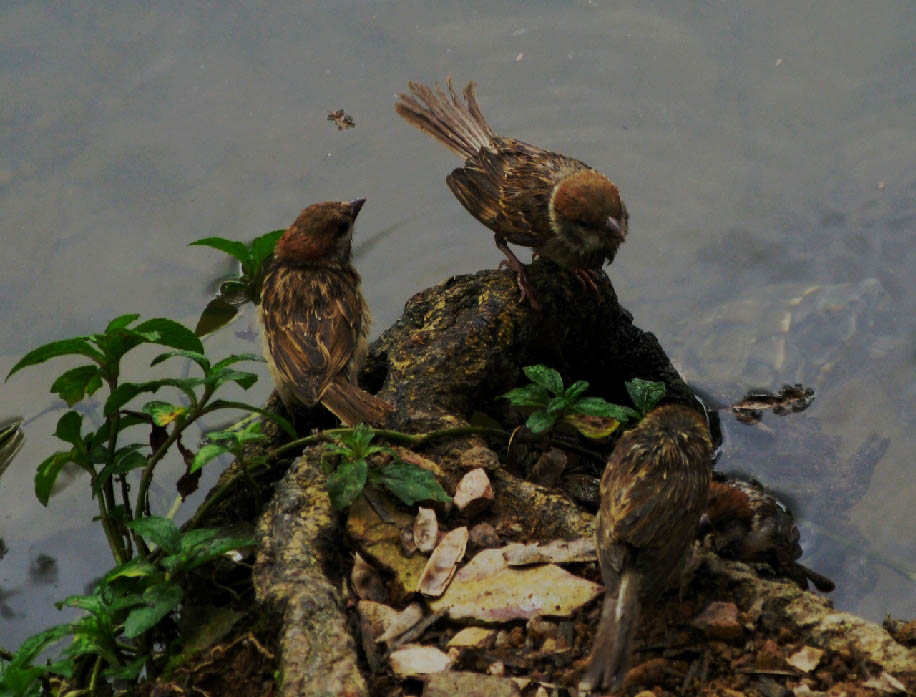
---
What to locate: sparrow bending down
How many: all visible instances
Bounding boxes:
[395,77,628,309]
[581,405,713,693]
[259,199,393,427]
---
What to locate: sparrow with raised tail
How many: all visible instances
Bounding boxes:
[395,78,628,309]
[581,405,713,694]
[259,199,393,427]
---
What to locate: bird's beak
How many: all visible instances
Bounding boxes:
[605,215,622,236]
[349,198,367,216]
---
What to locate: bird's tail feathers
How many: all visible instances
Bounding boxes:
[395,77,496,160]
[580,568,641,694]
[321,381,394,427]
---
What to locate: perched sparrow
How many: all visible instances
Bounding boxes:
[581,405,713,693]
[703,476,835,592]
[395,78,628,309]
[259,199,393,427]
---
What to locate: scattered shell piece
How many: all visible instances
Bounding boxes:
[418,527,469,596]
[488,661,505,676]
[422,671,521,697]
[414,507,439,553]
[378,602,426,643]
[692,601,743,641]
[453,468,494,515]
[786,646,824,673]
[447,626,497,648]
[502,537,596,566]
[351,552,387,602]
[430,548,602,622]
[389,644,452,677]
[862,671,906,693]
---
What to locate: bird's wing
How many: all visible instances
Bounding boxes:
[259,265,364,406]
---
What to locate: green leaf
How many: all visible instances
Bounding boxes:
[177,534,256,572]
[626,378,666,416]
[105,314,141,332]
[571,397,640,422]
[92,449,148,497]
[127,516,181,555]
[206,400,296,438]
[35,451,76,506]
[195,295,240,337]
[104,377,203,416]
[500,384,549,407]
[564,379,590,401]
[546,396,569,415]
[150,349,211,373]
[210,353,266,371]
[191,444,230,473]
[526,410,558,434]
[102,655,148,680]
[189,237,252,264]
[6,338,104,380]
[250,229,285,266]
[523,364,564,395]
[378,461,451,506]
[105,559,159,581]
[7,623,73,669]
[50,365,104,406]
[54,411,85,452]
[134,318,204,354]
[204,368,258,390]
[123,583,183,638]
[142,400,188,426]
[326,458,368,511]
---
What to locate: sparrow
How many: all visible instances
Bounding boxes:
[258,199,393,427]
[702,476,835,593]
[580,405,713,694]
[395,78,628,310]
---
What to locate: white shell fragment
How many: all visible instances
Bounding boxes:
[453,468,494,514]
[414,507,439,554]
[786,645,825,673]
[389,645,452,677]
[418,527,469,596]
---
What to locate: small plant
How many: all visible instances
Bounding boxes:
[321,424,451,511]
[189,228,285,335]
[500,365,666,438]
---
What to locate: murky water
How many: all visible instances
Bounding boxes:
[2,1,914,646]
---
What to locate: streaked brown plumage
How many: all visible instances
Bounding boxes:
[395,78,628,309]
[581,405,713,693]
[258,199,393,427]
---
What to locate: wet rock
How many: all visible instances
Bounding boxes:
[421,671,520,697]
[469,522,501,550]
[755,639,785,670]
[447,627,497,649]
[459,445,500,471]
[351,552,387,602]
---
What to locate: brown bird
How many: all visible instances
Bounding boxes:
[395,78,628,310]
[258,199,393,427]
[581,405,713,693]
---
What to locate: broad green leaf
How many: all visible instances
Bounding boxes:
[526,410,558,434]
[564,380,590,401]
[56,594,103,614]
[210,353,265,371]
[546,396,569,414]
[50,365,103,406]
[523,364,564,395]
[194,295,240,337]
[191,443,229,473]
[102,655,147,680]
[105,313,141,332]
[571,397,640,422]
[206,399,296,438]
[92,449,148,497]
[204,368,258,390]
[134,318,204,354]
[177,528,221,550]
[500,384,549,407]
[250,229,285,265]
[35,451,76,505]
[6,338,104,380]
[104,377,203,416]
[625,378,666,416]
[142,400,187,426]
[54,411,85,453]
[378,461,450,506]
[123,583,183,638]
[326,457,368,511]
[105,559,158,581]
[150,349,211,373]
[7,623,73,669]
[127,516,181,555]
[189,237,252,264]
[177,535,256,572]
